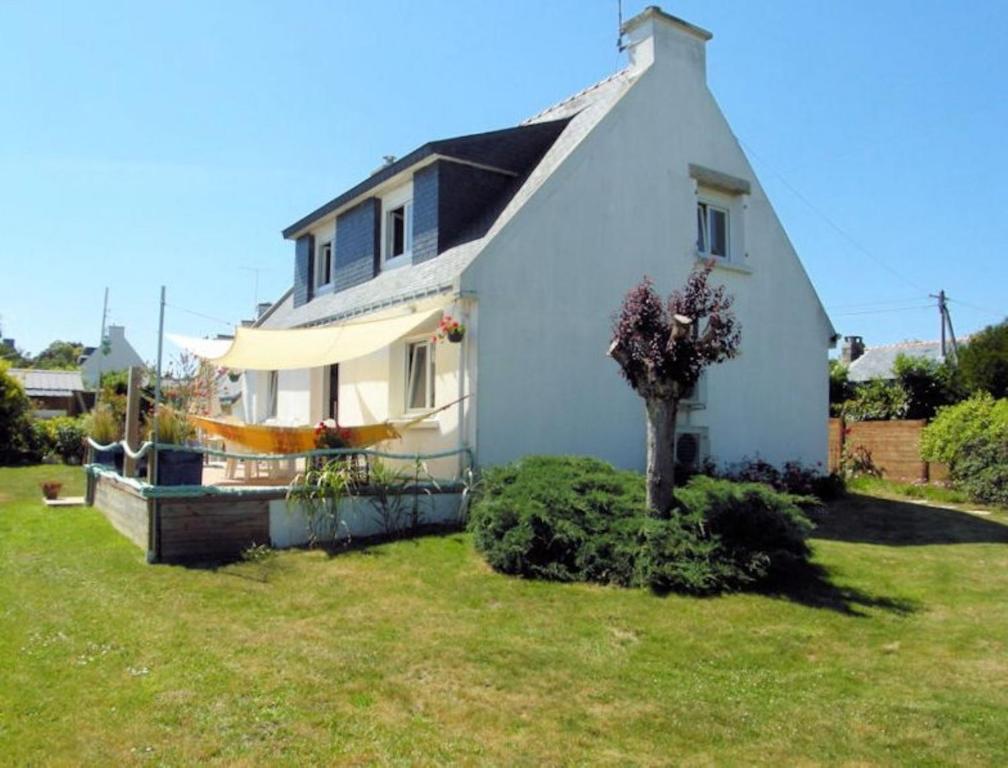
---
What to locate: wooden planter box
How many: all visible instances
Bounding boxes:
[156,449,203,486]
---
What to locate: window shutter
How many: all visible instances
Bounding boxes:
[293,234,316,308]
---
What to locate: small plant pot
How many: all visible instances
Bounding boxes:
[446,329,465,343]
[40,482,62,500]
[228,372,241,382]
[156,448,203,486]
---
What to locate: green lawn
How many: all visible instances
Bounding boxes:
[2,465,1007,766]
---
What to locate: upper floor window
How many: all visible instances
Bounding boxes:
[386,202,413,263]
[315,240,333,289]
[381,182,414,270]
[696,201,728,259]
[405,339,434,411]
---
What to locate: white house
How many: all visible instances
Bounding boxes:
[239,7,835,477]
[79,325,145,388]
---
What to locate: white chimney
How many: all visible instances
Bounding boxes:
[621,5,712,81]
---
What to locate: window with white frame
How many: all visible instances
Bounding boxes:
[404,340,434,411]
[696,200,729,259]
[267,370,278,419]
[315,240,333,289]
[385,202,413,263]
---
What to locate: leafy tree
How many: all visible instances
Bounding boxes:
[958,320,1008,399]
[0,360,37,464]
[892,353,963,419]
[841,378,908,421]
[609,263,741,514]
[32,340,85,370]
[0,321,29,367]
[828,359,852,416]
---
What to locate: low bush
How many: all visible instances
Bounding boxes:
[47,416,87,464]
[722,457,845,500]
[921,394,1008,506]
[0,362,40,465]
[469,456,815,594]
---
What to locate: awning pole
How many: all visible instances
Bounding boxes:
[152,286,166,482]
[457,300,468,477]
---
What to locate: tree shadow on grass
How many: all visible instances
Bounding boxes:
[757,561,919,617]
[809,493,1008,546]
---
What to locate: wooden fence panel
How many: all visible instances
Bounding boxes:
[827,417,947,483]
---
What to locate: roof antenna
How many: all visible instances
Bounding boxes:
[617,0,626,52]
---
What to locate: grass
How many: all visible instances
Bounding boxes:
[846,474,1001,510]
[2,465,1008,765]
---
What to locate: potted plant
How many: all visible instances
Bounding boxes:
[40,481,62,500]
[84,403,124,473]
[149,406,202,486]
[433,314,465,344]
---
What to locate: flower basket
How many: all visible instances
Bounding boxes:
[40,481,62,500]
[434,314,465,344]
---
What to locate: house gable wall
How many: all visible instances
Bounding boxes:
[463,49,832,472]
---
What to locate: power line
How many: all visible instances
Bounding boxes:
[738,138,928,294]
[833,303,935,317]
[947,297,1005,321]
[827,295,930,311]
[164,302,234,328]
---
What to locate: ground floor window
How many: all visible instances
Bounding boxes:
[405,340,434,411]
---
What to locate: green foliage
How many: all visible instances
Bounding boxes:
[146,405,194,445]
[921,394,1008,506]
[38,416,87,464]
[841,378,908,421]
[950,434,1008,507]
[84,403,122,445]
[920,393,1008,465]
[0,361,38,465]
[891,353,963,419]
[958,320,1008,399]
[828,359,853,416]
[31,340,84,370]
[468,455,814,594]
[286,458,355,547]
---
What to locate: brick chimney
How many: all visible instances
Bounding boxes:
[621,5,712,81]
[841,335,865,364]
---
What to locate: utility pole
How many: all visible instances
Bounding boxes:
[930,289,959,363]
[95,287,109,401]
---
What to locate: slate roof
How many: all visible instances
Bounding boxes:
[261,67,640,330]
[9,368,87,396]
[282,120,571,239]
[847,338,968,382]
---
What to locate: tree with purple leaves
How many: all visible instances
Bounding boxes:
[609,262,741,514]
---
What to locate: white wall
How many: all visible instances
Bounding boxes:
[462,18,832,472]
[81,325,146,387]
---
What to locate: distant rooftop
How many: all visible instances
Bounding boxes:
[9,368,87,396]
[847,338,968,382]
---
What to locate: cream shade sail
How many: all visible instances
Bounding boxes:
[199,305,444,371]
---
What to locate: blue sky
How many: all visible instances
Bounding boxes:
[1,0,1004,362]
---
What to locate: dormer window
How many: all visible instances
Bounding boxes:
[380,183,414,270]
[386,202,412,262]
[315,240,333,289]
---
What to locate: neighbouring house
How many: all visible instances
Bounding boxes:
[79,325,145,388]
[238,7,834,477]
[8,368,92,418]
[843,334,967,382]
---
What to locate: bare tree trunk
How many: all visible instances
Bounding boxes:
[645,396,679,515]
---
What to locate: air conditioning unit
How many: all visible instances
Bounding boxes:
[675,427,709,471]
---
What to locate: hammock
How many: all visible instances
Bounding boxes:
[189,416,399,455]
[188,397,469,456]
